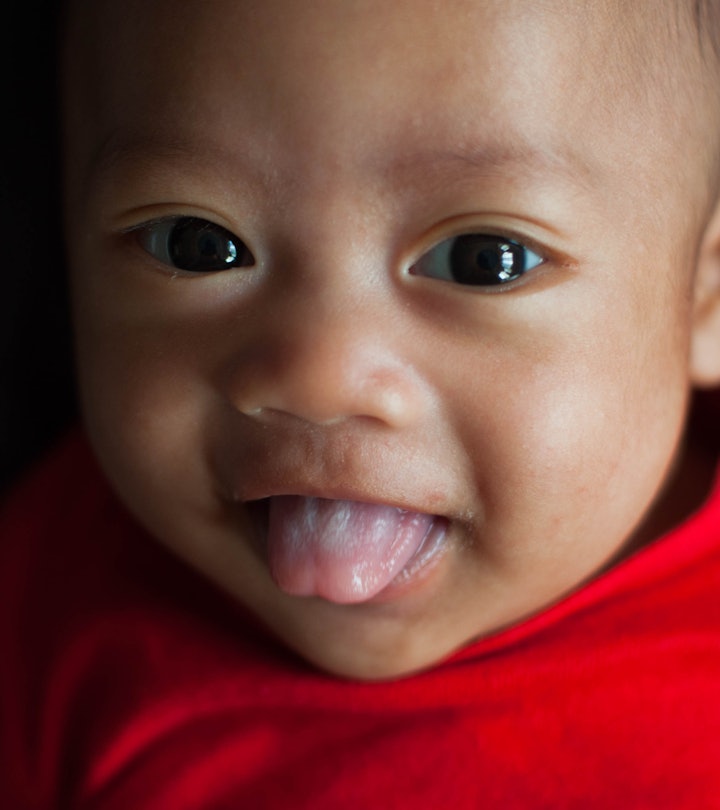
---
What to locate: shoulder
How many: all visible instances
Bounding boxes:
[0,430,300,807]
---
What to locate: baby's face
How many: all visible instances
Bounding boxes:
[64,0,720,678]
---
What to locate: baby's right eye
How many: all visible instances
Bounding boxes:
[136,216,255,273]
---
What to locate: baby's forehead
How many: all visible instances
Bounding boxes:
[62,0,720,212]
[65,0,716,81]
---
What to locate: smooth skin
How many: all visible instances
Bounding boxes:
[63,0,720,679]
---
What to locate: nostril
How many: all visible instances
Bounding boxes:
[230,374,426,429]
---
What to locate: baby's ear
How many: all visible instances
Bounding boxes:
[691,195,720,387]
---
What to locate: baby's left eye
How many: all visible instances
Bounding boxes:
[410,234,543,287]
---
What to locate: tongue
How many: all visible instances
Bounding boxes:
[267,496,433,604]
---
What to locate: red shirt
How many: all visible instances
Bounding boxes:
[2,432,720,809]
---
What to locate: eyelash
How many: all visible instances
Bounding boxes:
[129,215,546,289]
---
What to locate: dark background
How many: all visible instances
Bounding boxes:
[2,2,76,494]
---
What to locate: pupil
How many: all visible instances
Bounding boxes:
[199,234,220,258]
[169,218,245,272]
[450,236,523,285]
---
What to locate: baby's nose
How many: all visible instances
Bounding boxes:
[222,288,429,428]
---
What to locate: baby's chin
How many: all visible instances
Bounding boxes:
[268,608,466,682]
[243,546,489,682]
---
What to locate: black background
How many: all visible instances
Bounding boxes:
[2,1,75,494]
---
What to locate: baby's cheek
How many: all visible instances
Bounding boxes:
[74,309,217,515]
[459,344,674,535]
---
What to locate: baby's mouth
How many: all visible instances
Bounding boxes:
[258,496,447,604]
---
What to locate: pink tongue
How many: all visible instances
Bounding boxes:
[267,496,433,604]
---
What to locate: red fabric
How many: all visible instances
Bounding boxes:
[2,432,720,809]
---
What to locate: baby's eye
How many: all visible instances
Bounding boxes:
[136,216,254,273]
[411,234,543,287]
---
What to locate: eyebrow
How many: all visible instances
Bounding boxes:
[84,127,595,204]
[405,140,594,188]
[84,132,251,189]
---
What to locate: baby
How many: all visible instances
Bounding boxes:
[3,0,720,806]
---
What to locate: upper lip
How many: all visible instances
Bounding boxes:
[225,480,445,518]
[208,419,470,521]
[211,451,459,520]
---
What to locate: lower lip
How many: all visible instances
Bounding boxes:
[371,516,451,602]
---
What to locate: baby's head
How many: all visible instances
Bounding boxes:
[62,0,720,679]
